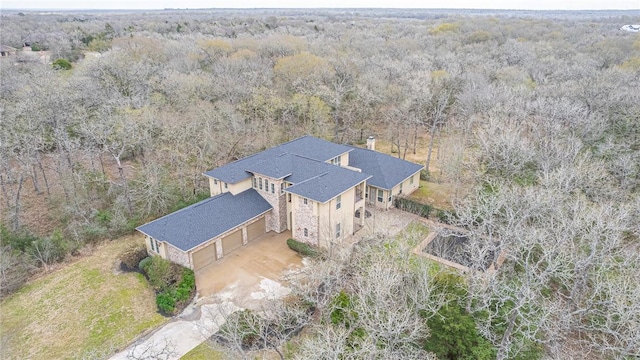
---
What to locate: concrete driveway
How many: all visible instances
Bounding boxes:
[195,230,302,300]
[110,230,302,360]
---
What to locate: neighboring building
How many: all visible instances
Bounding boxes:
[620,25,640,33]
[0,45,17,57]
[137,135,423,273]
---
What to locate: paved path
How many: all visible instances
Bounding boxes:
[110,277,294,360]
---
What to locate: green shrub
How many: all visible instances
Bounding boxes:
[420,169,430,181]
[0,225,38,252]
[424,303,496,360]
[140,257,196,315]
[156,290,176,314]
[394,197,433,218]
[142,256,182,291]
[138,256,152,272]
[52,58,72,70]
[329,290,357,327]
[118,243,148,271]
[287,238,320,257]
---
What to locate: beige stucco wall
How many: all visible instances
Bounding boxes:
[209,177,252,196]
[145,235,168,258]
[209,177,223,196]
[368,186,391,209]
[228,178,252,195]
[317,185,358,248]
[392,171,420,199]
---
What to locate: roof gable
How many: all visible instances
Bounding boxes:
[348,147,423,190]
[204,135,352,184]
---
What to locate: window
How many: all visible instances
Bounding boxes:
[271,183,275,193]
[399,183,403,194]
[259,178,263,190]
[155,240,160,253]
[410,175,414,185]
[335,223,341,238]
[304,198,308,205]
[288,194,291,202]
[224,182,228,189]
[365,187,369,199]
[330,156,341,166]
[214,179,218,185]
[304,228,308,237]
[281,183,285,194]
[377,189,384,202]
[336,195,341,210]
[253,177,257,188]
[265,179,269,191]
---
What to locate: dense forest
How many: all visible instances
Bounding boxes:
[1,8,639,359]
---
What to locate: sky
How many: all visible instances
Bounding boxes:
[1,0,638,10]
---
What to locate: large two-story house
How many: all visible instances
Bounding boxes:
[137,135,423,273]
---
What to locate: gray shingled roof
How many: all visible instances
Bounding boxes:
[204,135,352,183]
[348,147,423,190]
[244,153,294,180]
[136,189,272,252]
[286,169,371,203]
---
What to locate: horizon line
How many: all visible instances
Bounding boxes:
[1,7,638,11]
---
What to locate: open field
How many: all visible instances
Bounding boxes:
[0,234,166,359]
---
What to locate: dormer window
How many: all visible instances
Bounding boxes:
[259,178,263,190]
[330,156,341,166]
[253,177,257,188]
[265,179,269,191]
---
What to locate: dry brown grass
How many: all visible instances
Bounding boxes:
[0,233,166,359]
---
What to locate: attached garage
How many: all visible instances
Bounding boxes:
[222,229,243,255]
[247,217,266,242]
[192,241,218,272]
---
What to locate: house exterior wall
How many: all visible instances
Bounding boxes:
[368,186,391,210]
[317,186,357,248]
[252,175,288,233]
[167,243,190,268]
[339,152,350,167]
[209,177,223,196]
[145,235,169,258]
[209,177,251,196]
[292,195,319,245]
[325,151,350,167]
[392,172,420,199]
[228,178,252,195]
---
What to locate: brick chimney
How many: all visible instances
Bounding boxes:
[366,136,376,150]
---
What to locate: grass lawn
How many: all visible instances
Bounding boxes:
[180,342,225,360]
[0,234,167,359]
[409,180,455,210]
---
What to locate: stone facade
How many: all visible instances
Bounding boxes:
[254,176,288,233]
[293,196,319,246]
[166,243,191,268]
